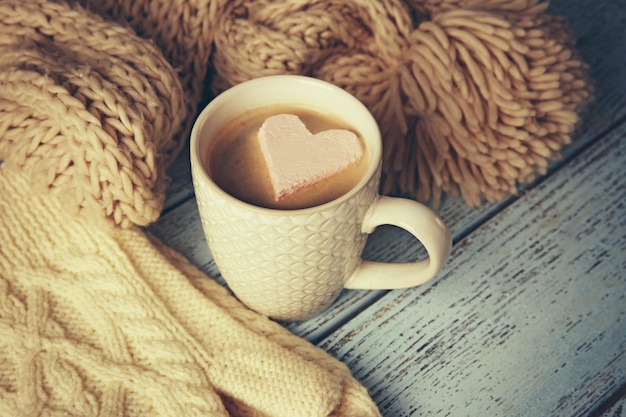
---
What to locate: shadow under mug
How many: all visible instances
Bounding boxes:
[190,75,452,321]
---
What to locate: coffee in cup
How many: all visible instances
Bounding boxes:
[204,104,369,210]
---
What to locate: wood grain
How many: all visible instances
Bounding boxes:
[317,123,626,417]
[599,397,626,417]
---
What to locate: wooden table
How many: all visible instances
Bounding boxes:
[148,1,626,415]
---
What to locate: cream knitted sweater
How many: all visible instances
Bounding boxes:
[0,168,381,416]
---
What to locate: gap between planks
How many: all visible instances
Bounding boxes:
[315,121,626,417]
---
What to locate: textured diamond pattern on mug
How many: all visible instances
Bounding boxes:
[193,172,379,319]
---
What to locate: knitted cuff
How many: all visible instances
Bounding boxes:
[0,0,187,228]
[147,236,382,417]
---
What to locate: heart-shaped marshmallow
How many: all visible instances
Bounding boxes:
[258,114,364,200]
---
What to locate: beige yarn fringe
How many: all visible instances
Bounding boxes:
[1,0,592,229]
[208,0,593,208]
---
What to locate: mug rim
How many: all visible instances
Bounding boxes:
[190,75,382,215]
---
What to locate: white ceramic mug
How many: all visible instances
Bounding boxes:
[190,75,451,321]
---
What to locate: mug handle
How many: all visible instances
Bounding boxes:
[344,196,452,290]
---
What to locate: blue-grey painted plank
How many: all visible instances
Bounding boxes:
[317,122,626,417]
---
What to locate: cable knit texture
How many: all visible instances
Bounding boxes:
[0,168,381,416]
